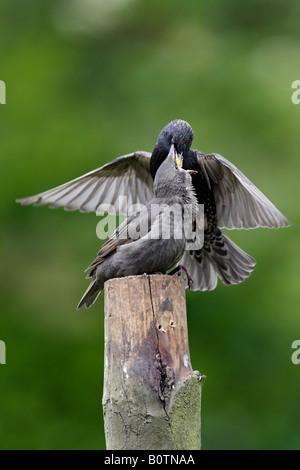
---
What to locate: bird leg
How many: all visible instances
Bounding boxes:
[169,265,193,289]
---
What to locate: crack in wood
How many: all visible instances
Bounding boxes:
[148,277,175,413]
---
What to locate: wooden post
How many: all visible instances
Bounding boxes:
[102,274,205,450]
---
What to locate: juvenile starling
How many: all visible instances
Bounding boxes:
[17,119,289,291]
[77,144,199,309]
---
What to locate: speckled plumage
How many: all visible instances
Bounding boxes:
[148,120,288,290]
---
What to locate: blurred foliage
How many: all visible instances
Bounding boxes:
[0,0,299,450]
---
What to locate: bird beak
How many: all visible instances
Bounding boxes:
[168,143,183,168]
[176,153,183,168]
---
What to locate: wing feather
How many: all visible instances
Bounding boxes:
[196,151,290,229]
[16,151,153,215]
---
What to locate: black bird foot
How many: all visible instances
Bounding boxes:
[169,265,193,289]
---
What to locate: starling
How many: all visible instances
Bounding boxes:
[17,119,289,291]
[77,144,199,309]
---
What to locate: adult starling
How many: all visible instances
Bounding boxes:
[77,144,199,309]
[17,119,289,291]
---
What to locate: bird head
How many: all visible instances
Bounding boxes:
[156,119,194,155]
[150,119,194,179]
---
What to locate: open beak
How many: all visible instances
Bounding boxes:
[168,143,183,168]
[168,143,197,174]
[176,153,183,168]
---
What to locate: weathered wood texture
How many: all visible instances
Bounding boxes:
[102,274,205,450]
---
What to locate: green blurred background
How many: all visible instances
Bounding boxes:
[1,0,299,450]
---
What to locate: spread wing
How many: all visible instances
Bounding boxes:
[16,151,153,215]
[195,151,290,229]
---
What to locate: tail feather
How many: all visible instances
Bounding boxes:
[77,278,102,310]
[211,232,256,285]
[180,249,217,291]
[180,229,256,291]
